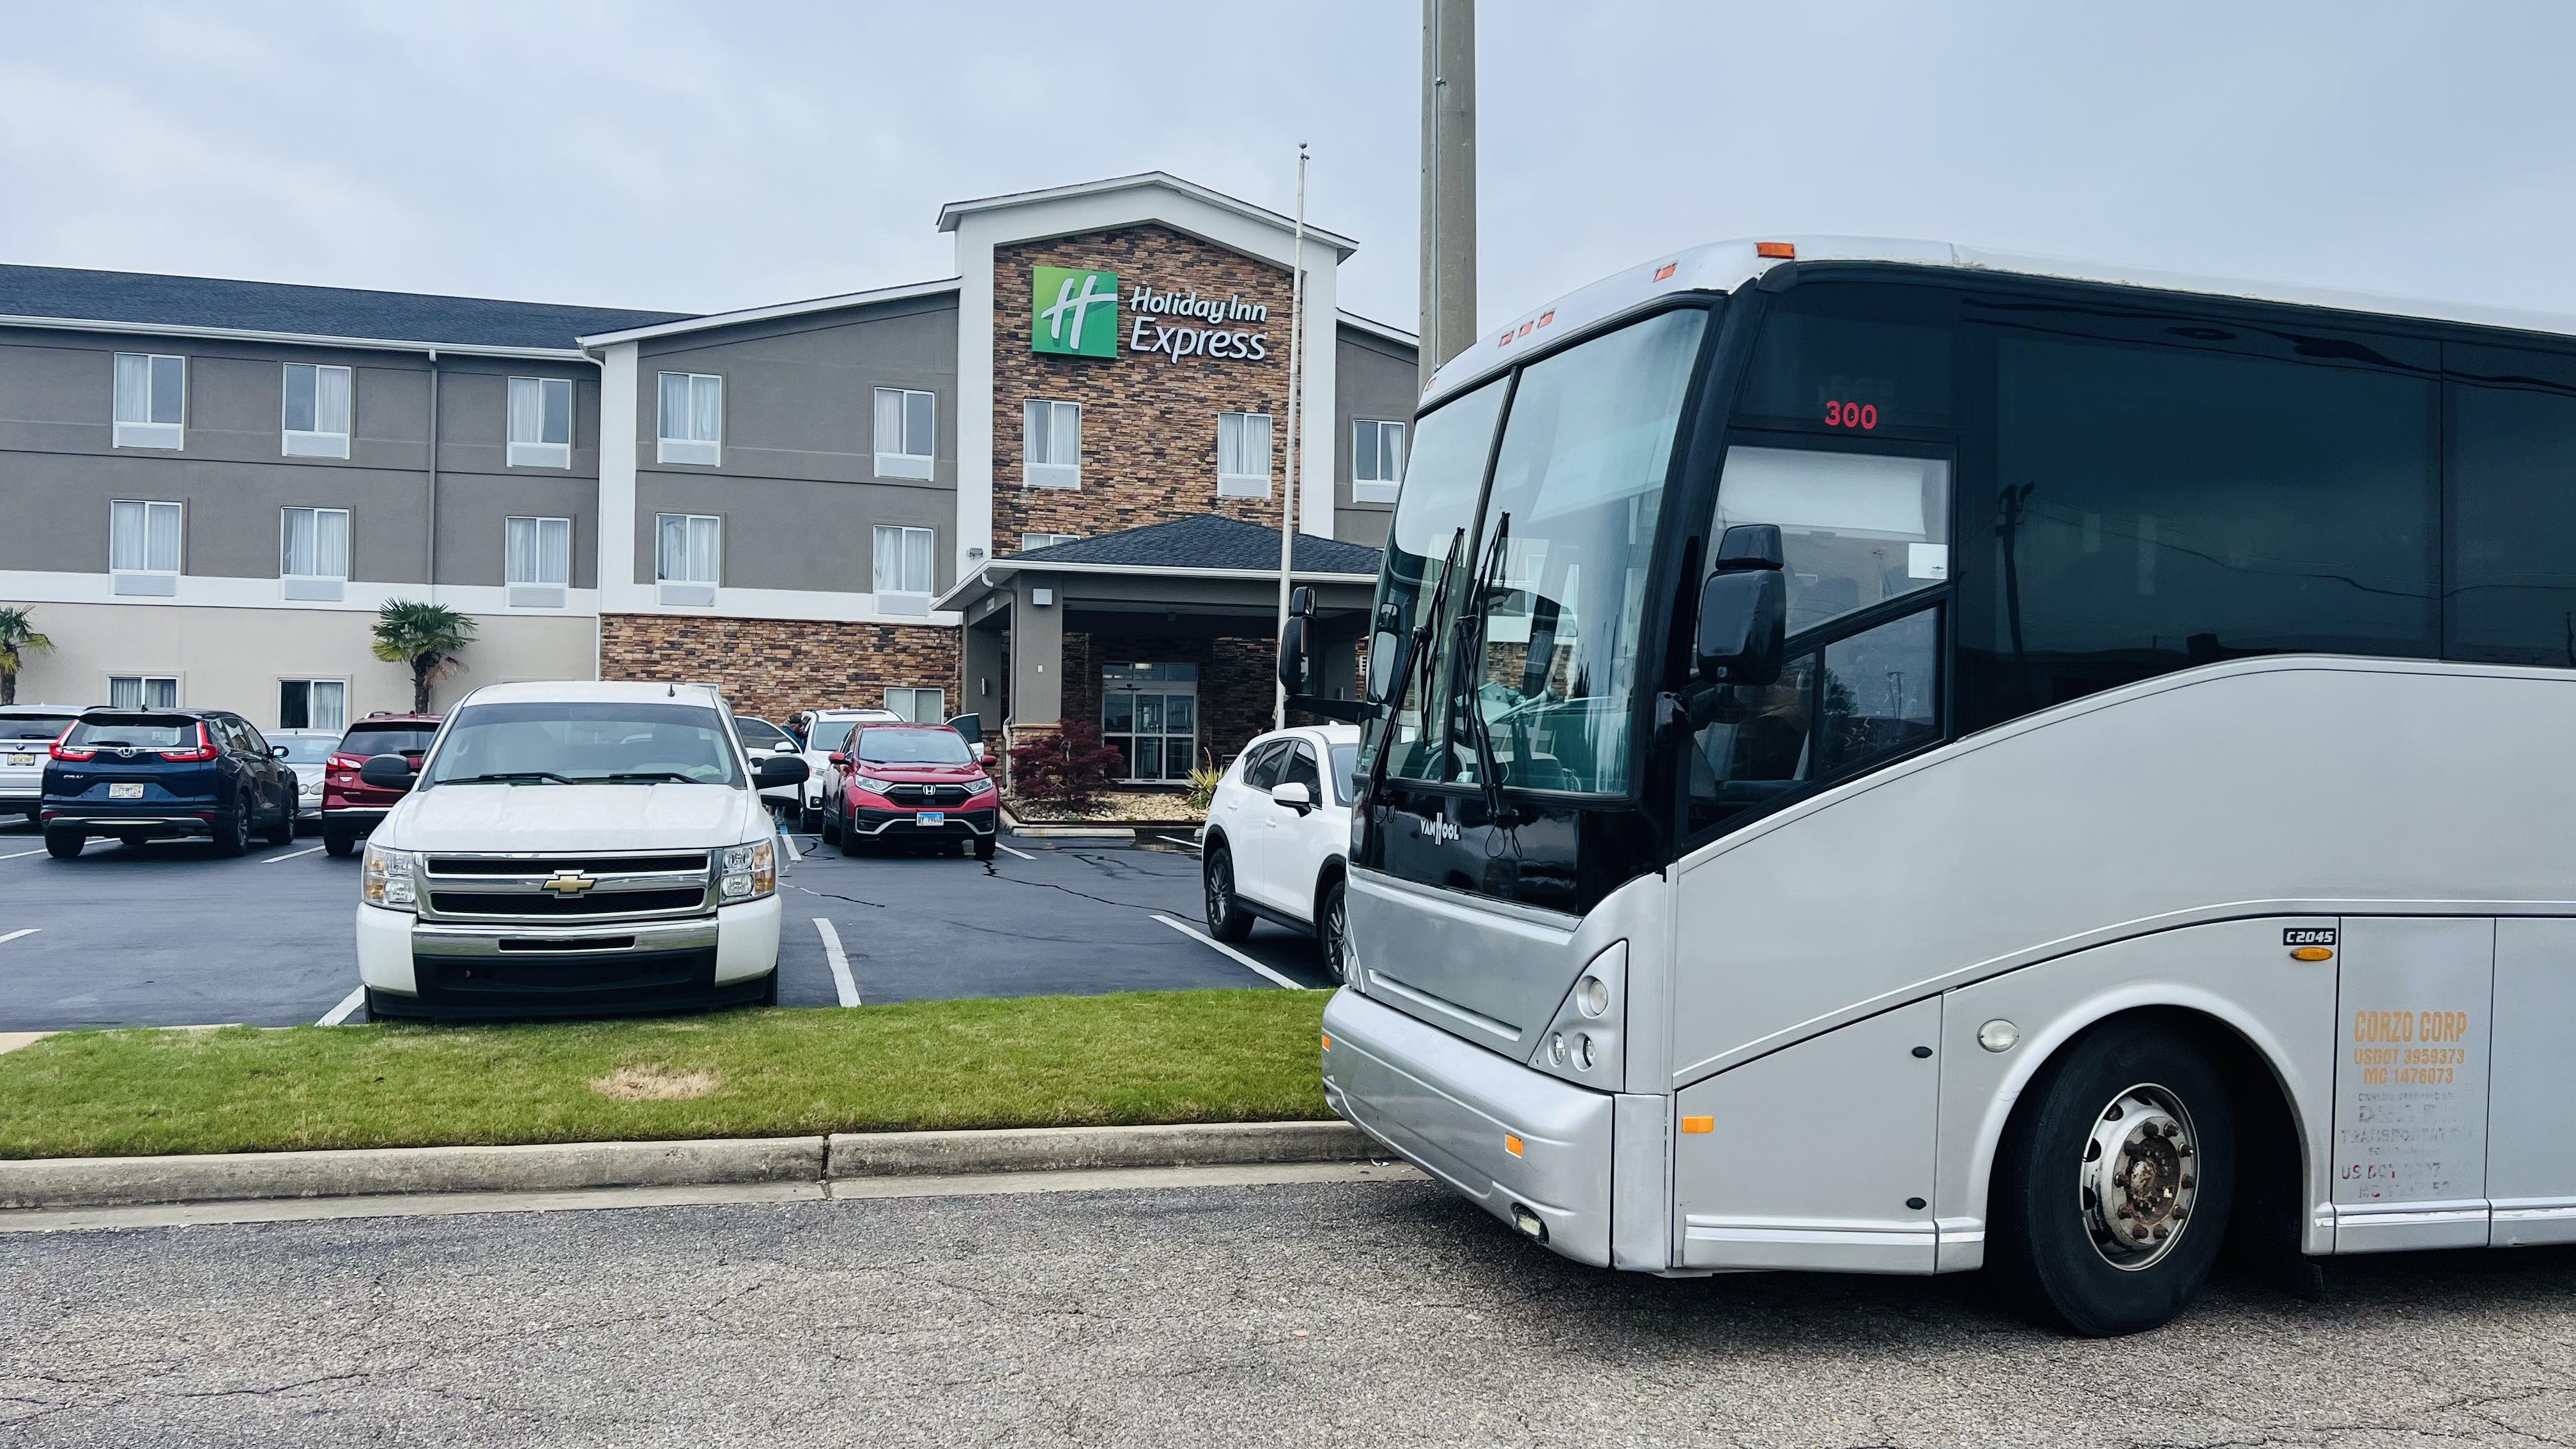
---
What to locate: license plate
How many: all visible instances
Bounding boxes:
[917,811,945,826]
[109,782,144,799]
[3,752,33,767]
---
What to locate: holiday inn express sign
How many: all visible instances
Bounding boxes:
[1032,266,1270,364]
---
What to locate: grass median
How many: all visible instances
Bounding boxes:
[0,990,1330,1160]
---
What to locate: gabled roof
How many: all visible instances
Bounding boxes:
[936,172,1360,260]
[1009,514,1381,575]
[0,263,689,357]
[576,276,962,348]
[1337,309,1418,349]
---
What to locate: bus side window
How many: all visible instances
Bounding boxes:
[2445,344,2576,666]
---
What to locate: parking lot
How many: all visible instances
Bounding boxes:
[0,819,1333,1032]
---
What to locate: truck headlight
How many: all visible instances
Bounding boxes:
[362,842,418,911]
[719,839,776,901]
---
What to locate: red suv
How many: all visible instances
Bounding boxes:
[818,723,1000,860]
[321,713,441,857]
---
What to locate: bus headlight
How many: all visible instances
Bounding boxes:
[1576,974,1610,1017]
[1530,940,1627,1087]
[362,843,418,912]
[720,839,776,901]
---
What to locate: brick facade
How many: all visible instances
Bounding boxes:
[993,225,1297,551]
[599,613,957,724]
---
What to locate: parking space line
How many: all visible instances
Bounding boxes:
[0,928,38,947]
[1151,914,1306,990]
[262,845,326,864]
[316,986,366,1026]
[778,831,802,862]
[812,918,861,1007]
[0,848,45,861]
[993,839,1036,861]
[1156,834,1202,852]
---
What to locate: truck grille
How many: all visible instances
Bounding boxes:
[417,852,713,924]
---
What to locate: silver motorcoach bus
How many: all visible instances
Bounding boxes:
[1273,238,2576,1335]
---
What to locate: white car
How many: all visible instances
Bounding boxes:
[1199,723,1360,981]
[268,730,340,823]
[351,681,809,1020]
[0,703,84,826]
[732,715,803,816]
[792,708,901,830]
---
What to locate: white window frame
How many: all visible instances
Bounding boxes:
[506,515,572,608]
[1023,398,1081,489]
[1218,411,1274,498]
[112,353,185,450]
[655,512,721,606]
[874,387,937,481]
[508,376,574,469]
[279,506,352,602]
[107,675,180,710]
[1352,418,1407,505]
[109,499,183,596]
[873,525,936,617]
[1022,532,1080,553]
[280,363,353,459]
[278,677,349,735]
[656,371,723,466]
[885,687,945,724]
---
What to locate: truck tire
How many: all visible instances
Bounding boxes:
[1202,843,1254,942]
[1988,1018,2237,1337]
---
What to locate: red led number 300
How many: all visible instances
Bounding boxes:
[1823,400,1878,430]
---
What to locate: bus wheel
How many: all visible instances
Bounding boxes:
[1990,1018,2236,1337]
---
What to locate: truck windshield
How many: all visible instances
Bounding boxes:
[1384,306,1710,793]
[420,702,745,787]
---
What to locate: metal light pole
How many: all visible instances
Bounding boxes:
[1421,0,1476,390]
[1274,142,1310,730]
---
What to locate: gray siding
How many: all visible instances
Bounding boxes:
[1333,324,1418,552]
[634,476,955,597]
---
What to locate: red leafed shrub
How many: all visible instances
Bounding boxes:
[1006,720,1125,809]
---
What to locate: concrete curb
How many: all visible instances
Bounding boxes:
[1008,825,1138,839]
[0,1121,1373,1212]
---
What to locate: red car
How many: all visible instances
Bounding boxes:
[321,712,442,857]
[819,723,1000,860]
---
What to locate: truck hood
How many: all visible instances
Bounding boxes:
[382,782,758,854]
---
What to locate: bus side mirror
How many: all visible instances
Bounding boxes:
[1278,615,1312,694]
[1696,524,1787,687]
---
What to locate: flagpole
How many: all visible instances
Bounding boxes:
[1274,142,1309,730]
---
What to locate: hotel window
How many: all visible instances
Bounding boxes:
[1022,532,1080,552]
[657,371,723,465]
[108,675,180,710]
[112,353,185,449]
[1217,411,1273,498]
[281,363,353,458]
[509,377,574,468]
[1352,418,1407,504]
[1023,398,1081,489]
[873,525,935,617]
[506,516,572,608]
[875,387,936,480]
[279,507,352,601]
[885,687,945,724]
[279,679,348,735]
[655,512,721,605]
[109,500,183,596]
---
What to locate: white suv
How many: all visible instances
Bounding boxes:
[1199,723,1360,980]
[792,708,901,831]
[351,681,808,1019]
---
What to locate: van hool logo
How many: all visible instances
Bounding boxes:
[1031,267,1271,364]
[1033,267,1120,357]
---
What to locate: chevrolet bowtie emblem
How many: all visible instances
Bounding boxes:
[542,871,599,895]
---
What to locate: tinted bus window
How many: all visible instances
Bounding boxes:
[1735,282,1955,434]
[1958,328,2437,731]
[2444,346,2576,667]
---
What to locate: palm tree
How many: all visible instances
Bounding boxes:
[0,606,53,706]
[371,600,477,713]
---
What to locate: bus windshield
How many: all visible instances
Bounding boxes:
[1384,306,1710,793]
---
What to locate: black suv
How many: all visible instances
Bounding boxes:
[40,709,301,859]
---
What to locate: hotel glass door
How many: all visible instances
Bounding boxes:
[1101,662,1197,783]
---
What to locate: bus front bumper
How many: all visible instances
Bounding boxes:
[1321,987,1614,1268]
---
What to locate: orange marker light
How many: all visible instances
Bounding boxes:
[1652,263,1678,282]
[1516,321,1534,339]
[1755,241,1797,259]
[1682,1116,1715,1134]
[1504,1133,1524,1158]
[2290,946,2335,962]
[1321,1032,1333,1050]
[1538,310,1555,326]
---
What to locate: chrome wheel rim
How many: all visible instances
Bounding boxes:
[2078,1082,2200,1271]
[1324,896,1347,979]
[1205,856,1230,926]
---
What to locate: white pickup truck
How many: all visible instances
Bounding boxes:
[351,681,808,1020]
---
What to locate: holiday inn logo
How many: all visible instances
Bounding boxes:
[1032,266,1119,357]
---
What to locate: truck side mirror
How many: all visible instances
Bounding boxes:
[1696,524,1788,687]
[1288,585,1315,619]
[755,756,810,790]
[358,755,417,789]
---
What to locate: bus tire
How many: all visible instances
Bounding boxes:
[1989,1017,2236,1337]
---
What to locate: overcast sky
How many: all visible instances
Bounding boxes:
[4,1,2572,336]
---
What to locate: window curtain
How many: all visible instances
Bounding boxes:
[1027,400,1080,465]
[114,355,150,424]
[875,388,904,454]
[689,376,721,443]
[659,516,717,583]
[284,509,315,575]
[1383,422,1407,482]
[659,373,690,441]
[539,517,569,583]
[874,526,932,593]
[317,367,350,434]
[317,509,349,578]
[509,378,542,445]
[310,680,348,735]
[657,515,686,580]
[109,677,140,710]
[1220,413,1271,479]
[142,502,180,571]
[111,500,145,570]
[507,516,537,583]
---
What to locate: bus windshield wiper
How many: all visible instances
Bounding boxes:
[1361,527,1467,809]
[1453,512,1515,824]
[447,770,576,786]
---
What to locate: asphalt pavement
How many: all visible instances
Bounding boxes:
[0,819,1332,1031]
[8,1175,2576,1446]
